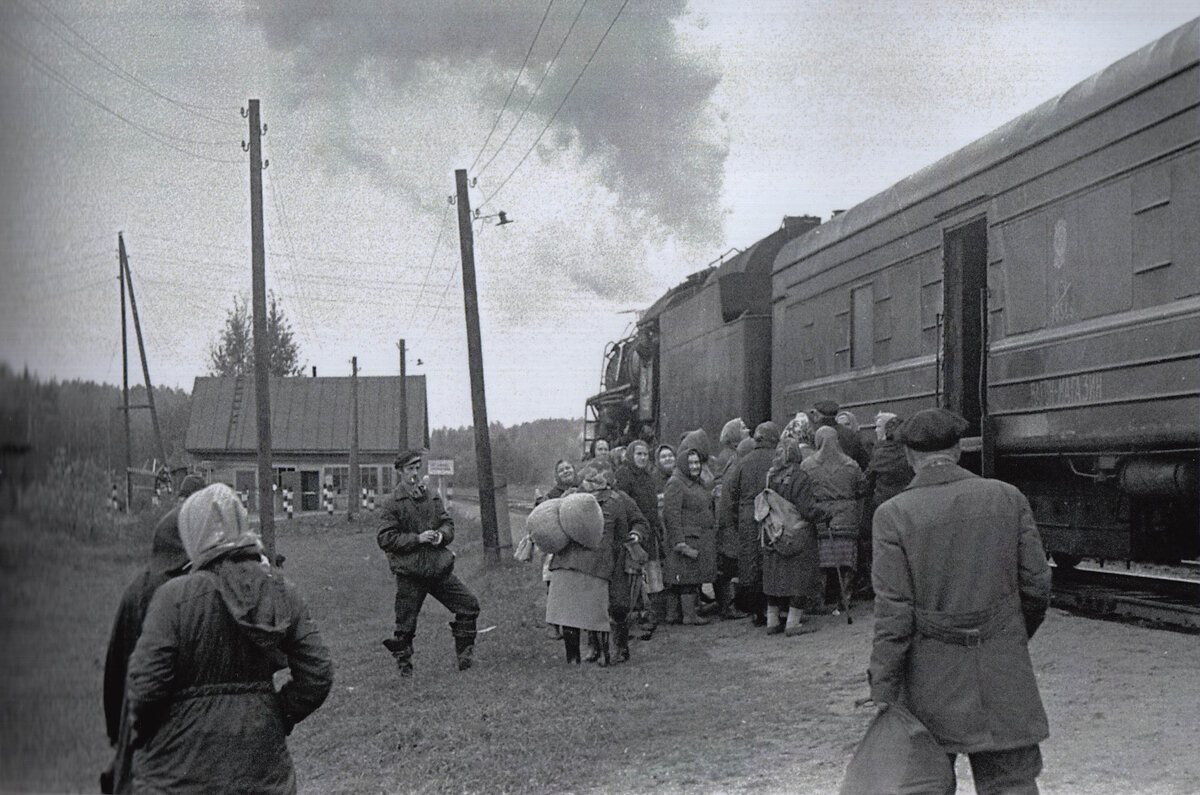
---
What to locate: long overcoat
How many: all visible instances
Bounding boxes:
[615,462,663,560]
[869,462,1051,754]
[761,463,824,600]
[721,440,775,589]
[661,467,717,586]
[126,557,333,793]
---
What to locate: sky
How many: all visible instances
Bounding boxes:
[1,0,1196,429]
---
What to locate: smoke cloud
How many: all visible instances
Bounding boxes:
[245,0,727,248]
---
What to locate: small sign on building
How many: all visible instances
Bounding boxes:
[427,459,455,476]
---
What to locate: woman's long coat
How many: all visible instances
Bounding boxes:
[615,462,663,560]
[803,455,865,538]
[869,462,1051,754]
[720,440,775,588]
[661,469,717,586]
[126,557,333,793]
[761,463,824,600]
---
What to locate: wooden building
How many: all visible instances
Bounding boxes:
[186,374,427,512]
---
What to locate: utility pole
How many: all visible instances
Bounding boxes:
[247,98,275,560]
[397,338,408,451]
[349,356,360,520]
[119,246,132,512]
[119,234,168,473]
[454,169,500,566]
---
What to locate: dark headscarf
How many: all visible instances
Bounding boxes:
[753,421,781,446]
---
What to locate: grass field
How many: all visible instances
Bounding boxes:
[0,502,877,794]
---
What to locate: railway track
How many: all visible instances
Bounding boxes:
[1051,566,1200,633]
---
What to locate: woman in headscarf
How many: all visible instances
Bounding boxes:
[615,440,665,639]
[548,463,648,666]
[536,460,578,640]
[859,413,914,594]
[653,443,676,490]
[586,437,611,465]
[125,484,333,794]
[720,421,781,625]
[661,435,718,625]
[802,426,866,613]
[762,439,828,636]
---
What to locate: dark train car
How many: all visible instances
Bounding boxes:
[586,216,819,449]
[771,19,1199,564]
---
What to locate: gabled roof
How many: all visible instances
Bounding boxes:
[186,375,426,456]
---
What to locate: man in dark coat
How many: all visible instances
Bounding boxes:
[719,421,780,625]
[870,408,1051,794]
[378,449,481,676]
[814,399,870,470]
[101,472,205,794]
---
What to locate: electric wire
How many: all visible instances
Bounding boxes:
[0,30,242,164]
[408,201,452,326]
[468,0,556,173]
[480,0,629,208]
[29,0,236,122]
[265,167,320,352]
[475,0,589,179]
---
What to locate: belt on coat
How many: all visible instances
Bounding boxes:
[172,681,274,701]
[914,603,1011,648]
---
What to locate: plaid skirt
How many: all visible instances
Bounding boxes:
[818,536,858,569]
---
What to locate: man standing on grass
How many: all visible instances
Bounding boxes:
[378,449,480,677]
[869,408,1051,794]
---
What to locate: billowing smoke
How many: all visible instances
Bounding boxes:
[245,0,727,248]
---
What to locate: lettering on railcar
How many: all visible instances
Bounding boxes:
[1029,373,1102,407]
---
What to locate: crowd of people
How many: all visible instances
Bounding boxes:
[531,399,918,664]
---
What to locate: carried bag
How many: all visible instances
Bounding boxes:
[526,499,570,554]
[754,487,812,558]
[643,559,664,593]
[839,703,954,795]
[513,533,535,562]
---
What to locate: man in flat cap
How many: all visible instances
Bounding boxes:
[813,399,870,470]
[377,449,480,677]
[866,408,1051,794]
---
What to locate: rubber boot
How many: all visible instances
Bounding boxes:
[594,631,611,667]
[681,592,711,625]
[382,633,414,677]
[785,607,815,637]
[562,627,581,664]
[665,591,683,625]
[716,580,748,620]
[585,631,603,663]
[449,618,477,671]
[765,604,784,634]
[612,619,630,664]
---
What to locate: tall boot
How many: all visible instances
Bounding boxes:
[612,619,630,664]
[585,631,603,663]
[595,631,611,667]
[715,580,748,620]
[562,627,581,664]
[765,604,784,634]
[665,591,683,625]
[785,606,815,637]
[449,618,477,671]
[681,592,711,625]
[381,633,415,677]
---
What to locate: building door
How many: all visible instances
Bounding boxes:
[300,470,320,512]
[942,217,988,440]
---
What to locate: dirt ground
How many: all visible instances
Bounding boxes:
[1,504,1197,794]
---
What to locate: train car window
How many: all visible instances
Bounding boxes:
[851,284,874,368]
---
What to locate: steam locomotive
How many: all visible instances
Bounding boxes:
[586,18,1199,566]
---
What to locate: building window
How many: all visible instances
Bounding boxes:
[851,284,874,368]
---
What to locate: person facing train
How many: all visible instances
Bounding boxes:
[868,408,1051,794]
[761,438,828,636]
[814,400,870,470]
[719,421,781,625]
[802,426,865,612]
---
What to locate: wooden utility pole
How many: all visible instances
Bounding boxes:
[247,98,275,559]
[119,234,168,473]
[454,169,500,565]
[349,356,360,520]
[397,338,408,451]
[119,246,132,512]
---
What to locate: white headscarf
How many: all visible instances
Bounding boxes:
[178,483,263,570]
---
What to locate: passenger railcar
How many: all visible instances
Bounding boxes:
[771,18,1198,563]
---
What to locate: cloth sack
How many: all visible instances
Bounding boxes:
[754,487,813,558]
[557,492,604,549]
[839,703,954,795]
[513,533,535,562]
[643,559,665,594]
[526,499,570,554]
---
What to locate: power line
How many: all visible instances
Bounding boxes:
[468,0,556,173]
[475,0,589,179]
[264,166,320,352]
[481,0,629,209]
[0,30,243,164]
[27,0,236,123]
[408,200,452,327]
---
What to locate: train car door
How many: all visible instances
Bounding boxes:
[942,217,990,471]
